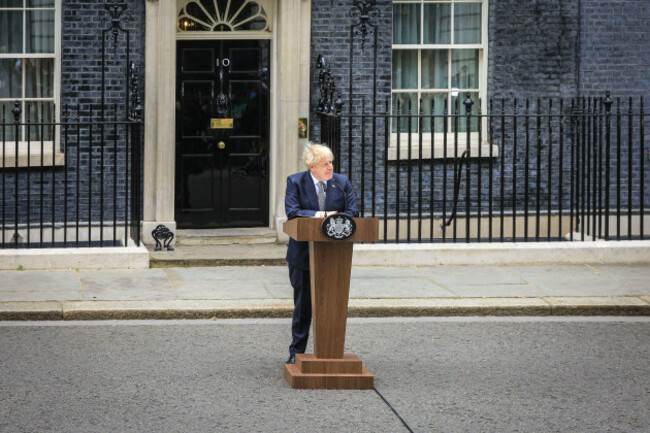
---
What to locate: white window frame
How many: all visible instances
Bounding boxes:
[0,0,62,168]
[390,0,495,160]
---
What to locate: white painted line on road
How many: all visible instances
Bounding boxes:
[1,316,649,327]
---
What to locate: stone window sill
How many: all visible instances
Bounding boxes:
[387,134,499,161]
[0,143,65,168]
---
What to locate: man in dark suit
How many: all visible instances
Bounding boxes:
[284,144,358,364]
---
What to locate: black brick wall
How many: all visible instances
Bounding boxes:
[310,0,393,139]
[61,0,145,114]
[488,0,579,100]
[579,0,649,97]
[485,0,580,219]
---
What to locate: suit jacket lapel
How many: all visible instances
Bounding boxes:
[302,171,320,211]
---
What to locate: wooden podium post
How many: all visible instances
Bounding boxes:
[283,217,379,389]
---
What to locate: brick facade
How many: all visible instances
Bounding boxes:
[309,0,648,221]
[2,0,648,241]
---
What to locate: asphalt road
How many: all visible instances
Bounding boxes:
[1,317,648,433]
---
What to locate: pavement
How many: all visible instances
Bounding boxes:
[1,262,649,320]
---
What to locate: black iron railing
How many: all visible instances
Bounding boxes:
[0,102,142,249]
[319,92,648,243]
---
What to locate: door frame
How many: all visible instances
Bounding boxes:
[141,0,312,247]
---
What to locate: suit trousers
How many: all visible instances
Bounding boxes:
[289,264,312,355]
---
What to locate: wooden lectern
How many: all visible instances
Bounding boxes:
[283,217,379,389]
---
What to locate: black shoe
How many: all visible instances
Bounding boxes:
[286,354,296,364]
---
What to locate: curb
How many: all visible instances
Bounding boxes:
[150,258,286,268]
[1,297,648,321]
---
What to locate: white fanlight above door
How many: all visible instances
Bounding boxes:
[177,0,273,39]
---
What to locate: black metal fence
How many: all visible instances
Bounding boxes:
[320,92,648,243]
[0,102,142,249]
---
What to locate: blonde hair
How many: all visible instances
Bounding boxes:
[303,143,334,169]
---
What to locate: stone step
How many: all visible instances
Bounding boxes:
[175,228,278,246]
[149,242,287,268]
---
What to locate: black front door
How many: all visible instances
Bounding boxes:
[175,40,270,228]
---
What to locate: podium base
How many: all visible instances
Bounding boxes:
[284,354,374,389]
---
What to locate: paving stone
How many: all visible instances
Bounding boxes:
[351,266,424,279]
[504,265,639,296]
[350,278,454,298]
[172,279,270,300]
[589,264,650,281]
[250,266,290,284]
[416,265,527,287]
[262,283,293,299]
[83,286,176,302]
[80,269,168,279]
[0,270,79,292]
[80,269,175,301]
[0,291,82,302]
[171,267,260,281]
[443,284,546,298]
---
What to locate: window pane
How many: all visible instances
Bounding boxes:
[26,101,54,140]
[422,50,448,89]
[25,57,53,98]
[0,11,23,53]
[25,10,54,53]
[0,101,22,141]
[27,0,55,6]
[392,50,417,90]
[393,4,419,44]
[0,1,23,7]
[234,3,266,31]
[423,3,451,44]
[392,93,418,133]
[421,93,447,133]
[0,58,22,98]
[451,92,479,133]
[454,3,481,44]
[451,49,479,89]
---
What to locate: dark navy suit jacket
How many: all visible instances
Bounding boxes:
[285,171,359,270]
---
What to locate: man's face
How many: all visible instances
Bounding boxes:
[309,158,334,182]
